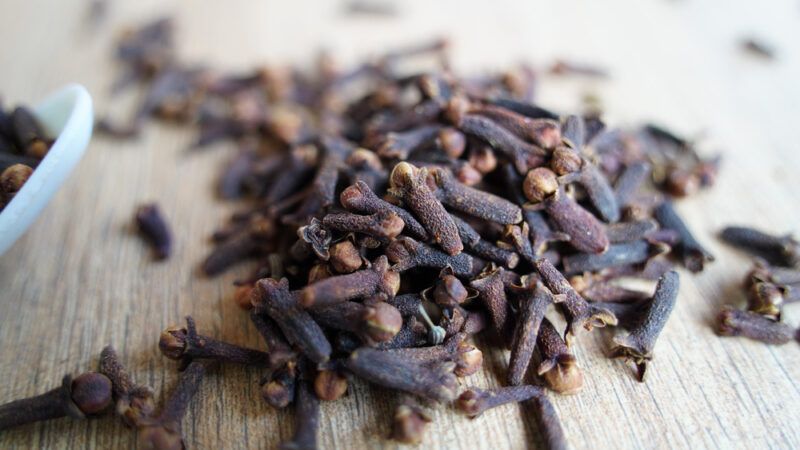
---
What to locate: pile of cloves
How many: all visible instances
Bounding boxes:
[0,102,53,211]
[89,17,739,448]
[716,226,800,344]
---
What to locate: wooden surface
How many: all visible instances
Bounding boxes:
[1,0,799,448]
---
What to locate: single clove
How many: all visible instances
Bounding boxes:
[456,385,543,418]
[252,278,332,364]
[654,201,714,272]
[524,167,609,254]
[717,306,796,345]
[0,372,112,431]
[388,162,463,255]
[430,167,522,224]
[536,318,584,394]
[535,258,617,344]
[611,270,679,381]
[299,255,400,308]
[99,346,155,427]
[138,361,207,450]
[340,180,428,240]
[159,316,272,367]
[386,236,474,276]
[720,226,800,268]
[345,347,458,403]
[135,203,173,260]
[507,280,552,386]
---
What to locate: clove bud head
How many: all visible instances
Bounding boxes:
[454,342,483,377]
[363,302,403,343]
[159,326,188,360]
[550,146,582,176]
[314,370,348,401]
[523,167,558,202]
[71,372,114,416]
[432,273,469,308]
[329,240,363,274]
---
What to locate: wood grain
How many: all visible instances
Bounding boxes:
[1,0,799,448]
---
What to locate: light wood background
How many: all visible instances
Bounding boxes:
[1,0,799,449]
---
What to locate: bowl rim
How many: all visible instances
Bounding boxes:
[0,84,93,255]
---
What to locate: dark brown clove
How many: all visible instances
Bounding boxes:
[611,270,679,381]
[717,306,795,345]
[720,226,800,268]
[340,180,428,240]
[99,346,155,427]
[252,278,332,364]
[388,162,463,255]
[654,201,714,272]
[456,385,543,418]
[469,104,561,149]
[469,266,512,344]
[279,368,320,450]
[614,161,652,208]
[309,301,402,345]
[562,240,664,275]
[0,372,112,431]
[431,167,522,224]
[138,361,206,450]
[345,347,458,403]
[380,333,483,377]
[249,312,297,368]
[135,203,173,260]
[606,219,658,244]
[451,216,519,268]
[536,318,584,394]
[322,210,405,240]
[528,393,568,450]
[202,216,274,275]
[524,167,609,254]
[508,280,552,386]
[0,163,33,207]
[159,316,272,367]
[535,258,617,344]
[386,236,474,276]
[375,124,441,159]
[300,256,400,308]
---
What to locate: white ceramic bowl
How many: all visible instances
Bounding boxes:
[0,84,93,256]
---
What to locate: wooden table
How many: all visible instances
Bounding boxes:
[1,1,799,448]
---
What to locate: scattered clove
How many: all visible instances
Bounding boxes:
[611,271,679,381]
[135,203,173,260]
[0,372,112,431]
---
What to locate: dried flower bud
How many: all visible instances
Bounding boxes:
[438,127,466,158]
[454,341,483,377]
[363,302,403,342]
[550,146,582,176]
[523,167,559,202]
[158,326,188,360]
[71,372,113,416]
[314,370,348,401]
[329,240,363,274]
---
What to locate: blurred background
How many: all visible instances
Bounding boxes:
[1,1,799,449]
